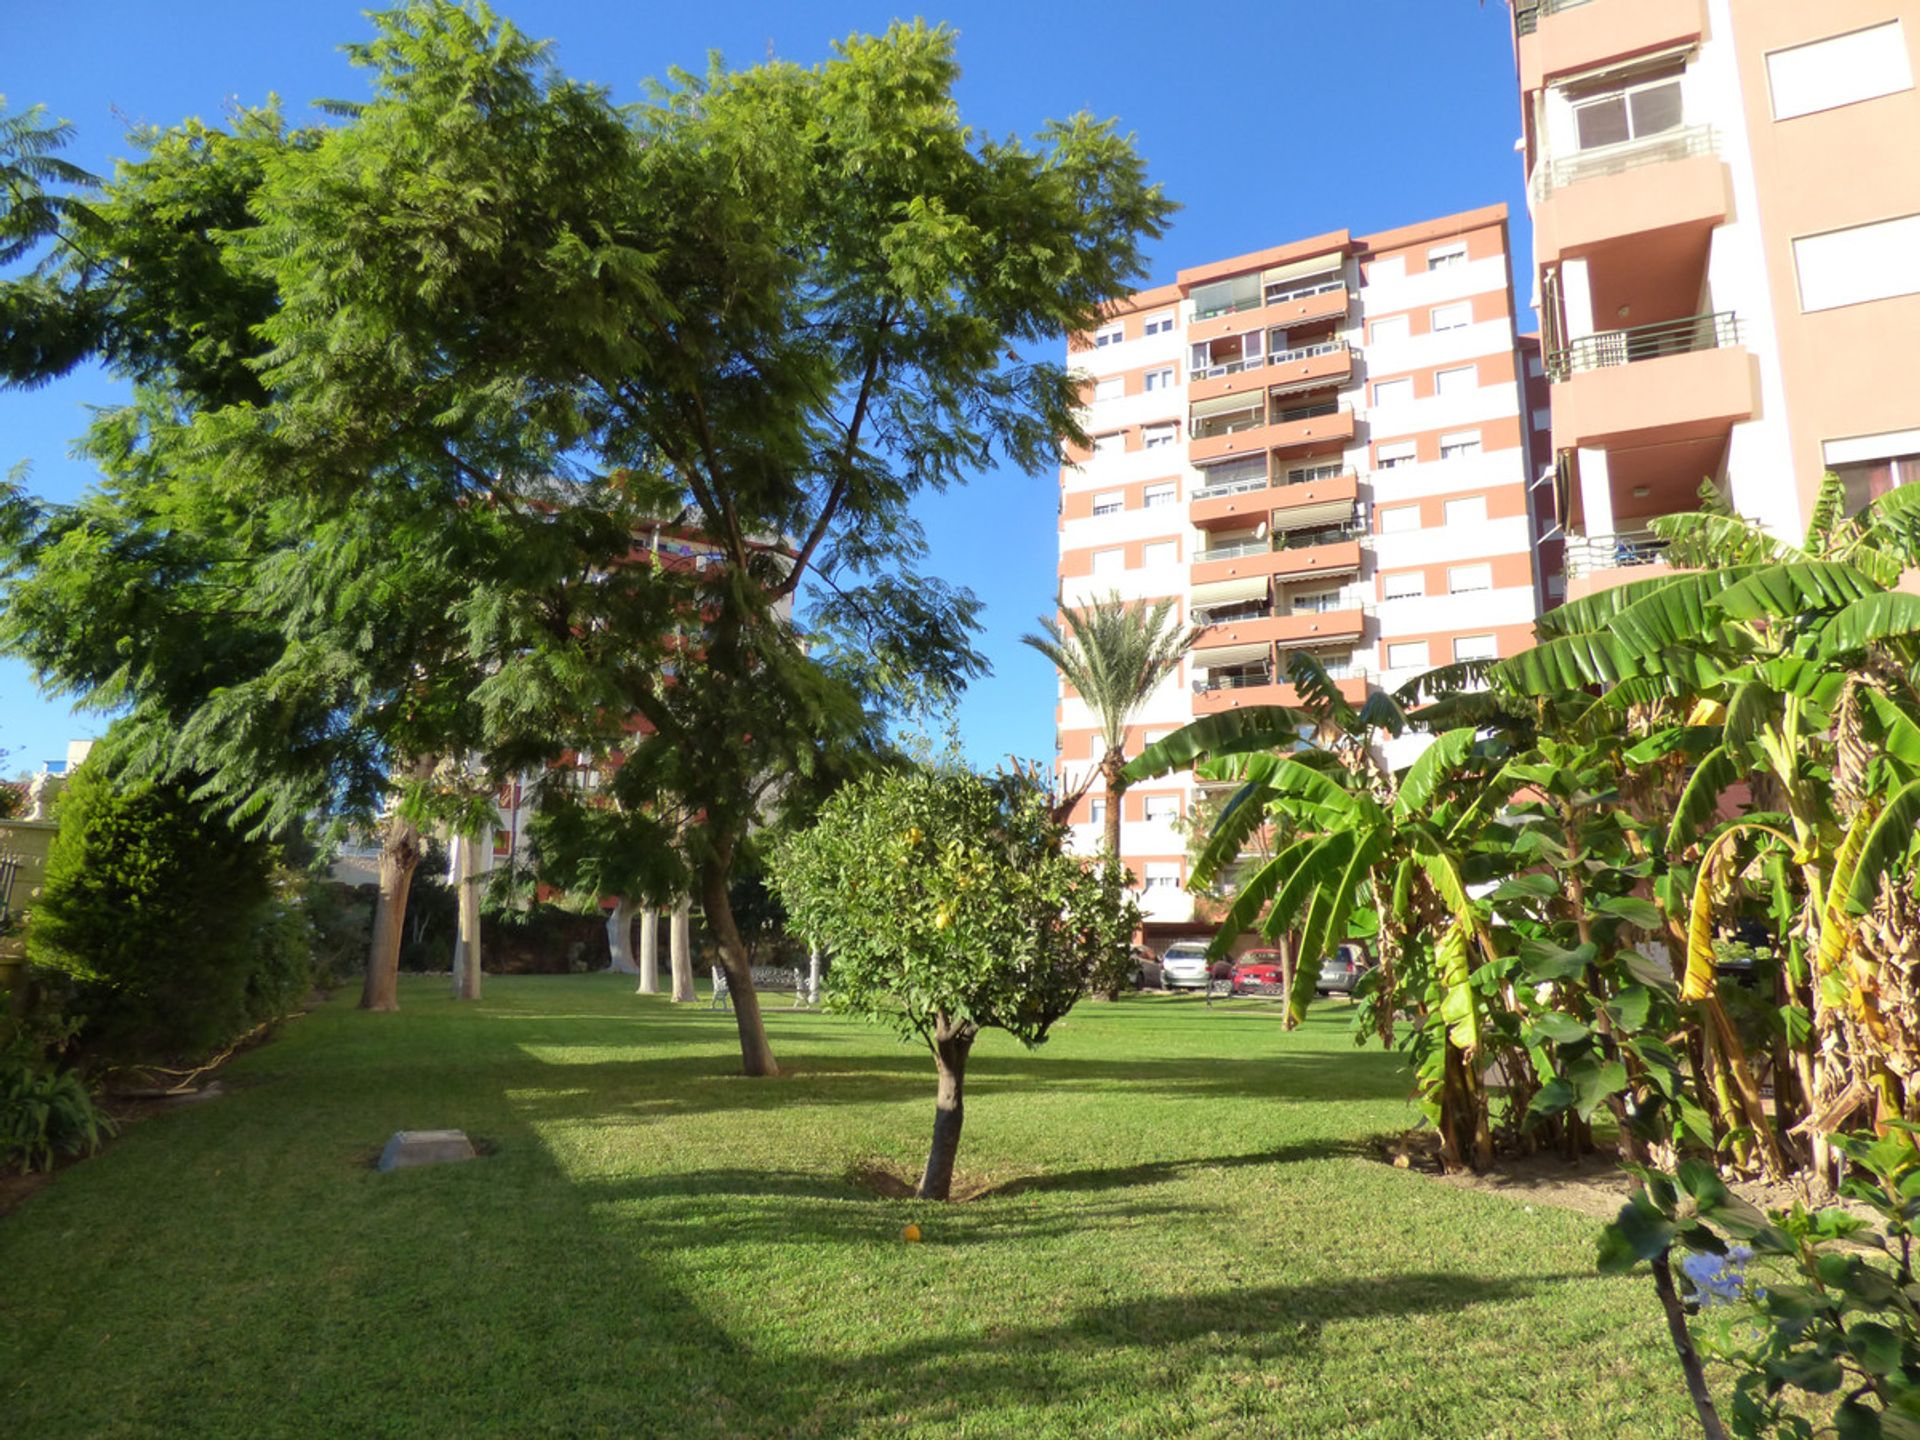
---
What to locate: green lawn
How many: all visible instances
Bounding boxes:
[0,976,1702,1438]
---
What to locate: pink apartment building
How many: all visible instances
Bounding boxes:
[1053,207,1551,945]
[1505,0,1920,597]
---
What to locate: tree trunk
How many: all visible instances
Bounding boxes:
[636,905,659,994]
[451,833,483,1002]
[668,900,696,1003]
[1102,752,1124,864]
[1651,1251,1731,1440]
[807,946,822,1005]
[1278,934,1295,998]
[606,898,637,975]
[700,864,780,1077]
[919,1020,976,1200]
[361,813,423,1012]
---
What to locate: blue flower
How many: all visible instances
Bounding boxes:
[1679,1245,1756,1307]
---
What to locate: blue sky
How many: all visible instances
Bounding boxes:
[0,0,1531,776]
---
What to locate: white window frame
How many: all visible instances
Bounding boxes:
[1142,540,1179,569]
[1093,321,1125,348]
[1430,302,1473,333]
[1386,641,1430,670]
[1439,431,1483,460]
[1091,491,1124,517]
[1143,481,1177,508]
[1091,431,1126,456]
[1453,634,1499,662]
[1370,314,1411,346]
[1143,862,1180,892]
[1142,423,1178,450]
[1091,547,1125,575]
[1144,367,1176,392]
[1376,440,1418,470]
[1382,571,1425,602]
[1793,214,1920,313]
[1143,794,1179,825]
[1448,562,1494,595]
[1093,376,1124,402]
[1089,797,1107,826]
[1428,241,1468,270]
[1142,311,1176,336]
[1435,366,1477,398]
[1372,377,1414,407]
[1572,74,1684,152]
[1767,23,1912,122]
[1443,495,1488,526]
[1379,504,1421,534]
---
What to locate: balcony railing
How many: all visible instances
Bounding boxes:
[1279,463,1350,487]
[1272,398,1341,425]
[1277,655,1370,681]
[1546,311,1740,380]
[1191,354,1266,381]
[1197,538,1270,563]
[1194,471,1273,499]
[1564,529,1672,578]
[1275,521,1365,551]
[1532,125,1717,199]
[1193,293,1265,322]
[1191,410,1268,441]
[1195,601,1270,626]
[1514,0,1594,37]
[1271,338,1348,366]
[1191,338,1348,383]
[1263,277,1346,307]
[1194,670,1274,694]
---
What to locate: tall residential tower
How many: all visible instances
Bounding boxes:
[1054,207,1548,945]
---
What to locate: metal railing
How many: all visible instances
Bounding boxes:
[1193,471,1273,499]
[1190,338,1348,382]
[1194,670,1275,694]
[1197,538,1270,563]
[1190,354,1266,381]
[1563,529,1672,578]
[1532,124,1717,198]
[1272,398,1341,425]
[1193,292,1265,322]
[1546,310,1740,380]
[1194,602,1270,626]
[1514,0,1594,37]
[1279,464,1350,487]
[1270,338,1348,366]
[1275,522,1365,552]
[1263,277,1346,307]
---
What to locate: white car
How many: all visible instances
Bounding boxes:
[1159,941,1215,991]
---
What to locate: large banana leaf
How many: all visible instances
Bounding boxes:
[1190,780,1275,887]
[1814,591,1920,658]
[1536,568,1754,640]
[1682,823,1795,1000]
[1862,484,1920,551]
[1197,751,1358,826]
[1712,562,1881,622]
[1844,780,1920,915]
[1285,830,1386,1025]
[1861,688,1920,771]
[1645,512,1792,566]
[1435,922,1481,1053]
[1492,632,1639,694]
[1610,570,1772,657]
[1393,727,1478,821]
[1355,689,1409,736]
[1123,707,1304,783]
[1255,830,1362,947]
[1666,744,1739,855]
[1411,837,1478,931]
[1817,805,1876,978]
[1203,837,1313,956]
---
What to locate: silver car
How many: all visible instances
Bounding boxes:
[1316,943,1369,996]
[1160,941,1214,991]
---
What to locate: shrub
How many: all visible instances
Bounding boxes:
[27,763,295,1064]
[0,1036,114,1173]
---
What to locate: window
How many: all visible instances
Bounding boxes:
[1143,423,1178,449]
[1143,311,1176,336]
[1826,430,1920,513]
[1376,440,1418,470]
[1382,572,1425,602]
[1144,481,1177,508]
[1092,491,1123,517]
[1372,377,1414,407]
[1532,407,1551,430]
[1768,22,1912,121]
[1370,314,1410,345]
[1545,574,1568,600]
[1444,495,1488,525]
[1092,547,1125,576]
[1094,322,1124,348]
[1387,641,1430,670]
[1440,431,1483,460]
[1436,365,1477,397]
[493,828,513,857]
[1191,273,1262,321]
[1143,794,1179,824]
[1448,562,1493,595]
[1143,729,1171,746]
[1573,75,1683,151]
[1526,354,1546,379]
[1144,367,1176,391]
[1093,376,1124,402]
[1430,301,1472,332]
[1454,634,1499,662]
[1143,862,1180,893]
[1379,504,1421,534]
[1291,588,1342,614]
[1143,540,1178,569]
[1092,431,1125,456]
[1794,215,1920,312]
[1089,798,1107,826]
[1428,241,1468,270]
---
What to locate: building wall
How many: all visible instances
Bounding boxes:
[1053,208,1545,936]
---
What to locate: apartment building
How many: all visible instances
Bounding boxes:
[1054,207,1547,943]
[1506,0,1920,598]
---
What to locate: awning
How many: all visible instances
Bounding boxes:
[1264,252,1345,287]
[1273,548,1361,581]
[1190,391,1264,420]
[1557,44,1693,94]
[1193,642,1271,669]
[1271,500,1356,531]
[1189,576,1270,608]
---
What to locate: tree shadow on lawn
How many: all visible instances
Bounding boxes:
[980,1137,1374,1199]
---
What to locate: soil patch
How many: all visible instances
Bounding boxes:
[844,1157,1012,1203]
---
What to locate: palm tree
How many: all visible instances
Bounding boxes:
[1022,593,1198,865]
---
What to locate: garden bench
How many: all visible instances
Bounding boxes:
[710,965,818,1011]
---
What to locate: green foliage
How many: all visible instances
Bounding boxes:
[772,768,1135,1046]
[26,759,303,1063]
[0,1034,113,1174]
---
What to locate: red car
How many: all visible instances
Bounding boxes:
[1230,950,1289,994]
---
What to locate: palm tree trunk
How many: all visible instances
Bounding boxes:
[361,814,422,1012]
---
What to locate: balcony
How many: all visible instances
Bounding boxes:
[1191,533,1364,589]
[1192,671,1371,716]
[1562,529,1685,602]
[1549,312,1756,448]
[1188,398,1354,464]
[1187,283,1349,347]
[1189,340,1353,403]
[1197,607,1367,651]
[1532,127,1730,261]
[1191,468,1358,529]
[1517,0,1706,94]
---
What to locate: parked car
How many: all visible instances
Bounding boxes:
[1316,943,1369,996]
[1160,941,1214,991]
[1230,950,1288,994]
[1130,946,1165,990]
